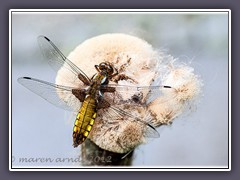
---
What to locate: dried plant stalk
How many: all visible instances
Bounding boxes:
[81,139,133,166]
[55,33,202,165]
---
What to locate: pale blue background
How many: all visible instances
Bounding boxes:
[12,12,229,167]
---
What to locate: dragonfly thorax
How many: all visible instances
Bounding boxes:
[87,73,108,97]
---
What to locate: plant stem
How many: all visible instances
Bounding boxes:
[81,139,133,166]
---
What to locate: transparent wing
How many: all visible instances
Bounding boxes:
[37,35,91,85]
[101,84,177,106]
[110,106,160,138]
[18,77,81,111]
[98,84,177,139]
[98,98,160,138]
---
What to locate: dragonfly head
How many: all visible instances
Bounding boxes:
[98,62,114,76]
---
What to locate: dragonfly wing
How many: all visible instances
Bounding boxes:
[101,84,177,106]
[98,98,160,138]
[98,83,177,139]
[110,106,160,138]
[37,36,91,85]
[18,77,81,112]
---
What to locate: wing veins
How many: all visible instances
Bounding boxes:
[108,106,160,138]
[17,77,80,111]
[38,36,91,84]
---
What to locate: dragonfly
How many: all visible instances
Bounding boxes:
[18,36,176,149]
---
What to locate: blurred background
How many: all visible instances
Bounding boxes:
[11,11,229,167]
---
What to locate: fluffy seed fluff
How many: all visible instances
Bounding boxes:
[55,33,203,153]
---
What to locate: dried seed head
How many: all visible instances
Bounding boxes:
[55,33,202,153]
[148,63,203,126]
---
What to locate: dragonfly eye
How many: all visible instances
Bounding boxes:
[99,62,107,70]
[107,65,114,75]
[99,62,114,75]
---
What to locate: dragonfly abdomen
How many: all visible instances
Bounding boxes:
[73,96,97,147]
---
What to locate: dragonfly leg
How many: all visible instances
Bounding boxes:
[112,74,137,84]
[95,65,101,72]
[109,67,119,79]
[78,74,91,86]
